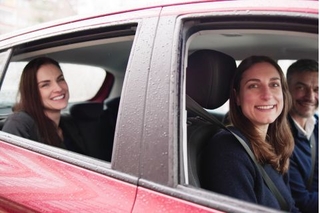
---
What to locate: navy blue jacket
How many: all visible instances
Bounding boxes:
[200,127,299,212]
[288,115,318,213]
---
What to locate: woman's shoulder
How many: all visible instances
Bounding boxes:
[3,111,36,130]
[2,111,40,140]
[207,126,253,159]
[203,126,257,173]
[213,126,247,144]
[6,111,35,123]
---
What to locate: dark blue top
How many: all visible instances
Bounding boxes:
[200,127,299,212]
[288,115,318,213]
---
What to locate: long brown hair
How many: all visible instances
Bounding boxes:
[14,57,63,147]
[229,55,294,174]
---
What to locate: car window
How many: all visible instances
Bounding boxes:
[1,24,136,162]
[182,13,317,210]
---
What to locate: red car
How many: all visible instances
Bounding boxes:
[0,0,317,212]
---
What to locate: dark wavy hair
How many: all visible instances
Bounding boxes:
[14,57,63,147]
[229,55,294,174]
[287,59,318,79]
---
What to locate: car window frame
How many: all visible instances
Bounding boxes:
[176,9,318,212]
[0,20,144,181]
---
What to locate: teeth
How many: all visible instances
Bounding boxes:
[256,105,274,110]
[52,95,64,101]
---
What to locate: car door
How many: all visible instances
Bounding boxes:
[0,7,162,212]
[131,1,318,213]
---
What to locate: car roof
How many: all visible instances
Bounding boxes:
[0,0,317,45]
[1,0,318,75]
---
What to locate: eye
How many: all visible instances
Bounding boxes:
[314,87,318,93]
[271,82,280,87]
[296,85,305,91]
[39,83,49,88]
[58,76,65,82]
[248,84,258,89]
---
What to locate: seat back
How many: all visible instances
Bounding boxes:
[69,102,105,159]
[186,49,236,187]
[100,97,120,161]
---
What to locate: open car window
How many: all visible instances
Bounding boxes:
[181,11,318,211]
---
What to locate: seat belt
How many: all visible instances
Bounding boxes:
[307,133,316,191]
[186,95,289,211]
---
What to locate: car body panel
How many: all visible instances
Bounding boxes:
[133,186,224,213]
[138,14,179,186]
[161,0,318,15]
[111,16,160,177]
[0,139,137,212]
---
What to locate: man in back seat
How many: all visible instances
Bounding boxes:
[286,59,318,213]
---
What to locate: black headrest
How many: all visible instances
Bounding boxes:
[105,97,120,111]
[70,102,103,120]
[186,50,236,109]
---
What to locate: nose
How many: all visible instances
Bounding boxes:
[260,85,272,100]
[53,81,63,92]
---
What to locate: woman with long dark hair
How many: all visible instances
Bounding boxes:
[200,56,299,212]
[3,57,86,153]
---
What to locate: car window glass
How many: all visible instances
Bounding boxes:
[0,51,8,71]
[0,49,11,78]
[0,62,105,108]
[1,28,136,162]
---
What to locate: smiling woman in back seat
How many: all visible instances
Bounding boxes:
[2,57,86,154]
[200,56,299,212]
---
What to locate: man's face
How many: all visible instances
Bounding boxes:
[288,71,318,119]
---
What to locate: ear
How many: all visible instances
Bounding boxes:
[234,89,240,106]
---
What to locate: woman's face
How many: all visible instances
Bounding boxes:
[236,62,283,131]
[37,64,69,113]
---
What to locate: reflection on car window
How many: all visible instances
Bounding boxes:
[0,62,106,107]
[60,63,106,102]
[0,51,9,72]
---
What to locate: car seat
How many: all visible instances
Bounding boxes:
[69,102,105,159]
[100,97,120,161]
[186,49,236,187]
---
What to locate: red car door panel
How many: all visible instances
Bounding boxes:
[0,141,137,212]
[132,187,224,213]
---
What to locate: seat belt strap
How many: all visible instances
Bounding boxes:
[307,133,316,191]
[186,95,289,211]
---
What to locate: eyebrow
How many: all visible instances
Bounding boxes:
[38,80,50,85]
[295,81,309,86]
[244,77,280,84]
[38,74,63,84]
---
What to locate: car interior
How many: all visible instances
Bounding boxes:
[186,49,237,187]
[183,21,318,188]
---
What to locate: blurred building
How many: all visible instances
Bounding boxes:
[0,0,77,35]
[0,0,195,35]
